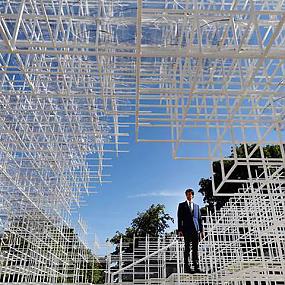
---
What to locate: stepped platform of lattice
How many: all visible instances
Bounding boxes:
[106,168,285,285]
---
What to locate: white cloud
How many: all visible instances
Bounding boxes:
[128,191,182,198]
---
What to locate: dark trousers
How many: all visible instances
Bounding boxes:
[183,232,199,269]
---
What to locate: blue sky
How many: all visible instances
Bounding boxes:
[79,127,211,254]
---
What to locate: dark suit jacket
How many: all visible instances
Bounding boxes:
[177,201,203,234]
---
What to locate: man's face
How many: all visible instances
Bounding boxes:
[186,191,193,202]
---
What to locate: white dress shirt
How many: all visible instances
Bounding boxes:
[187,200,193,212]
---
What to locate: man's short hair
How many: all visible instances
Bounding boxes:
[185,188,194,196]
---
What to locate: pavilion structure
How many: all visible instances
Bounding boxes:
[0,0,284,284]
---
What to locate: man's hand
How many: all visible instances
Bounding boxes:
[178,231,183,237]
[200,231,205,241]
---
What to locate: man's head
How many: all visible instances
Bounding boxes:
[185,188,194,202]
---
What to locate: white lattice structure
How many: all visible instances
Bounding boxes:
[0,0,285,284]
[136,0,285,159]
[106,169,285,285]
[0,0,129,282]
[134,0,285,194]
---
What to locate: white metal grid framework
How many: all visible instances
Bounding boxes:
[136,0,285,161]
[0,0,132,282]
[106,167,285,285]
[0,0,284,283]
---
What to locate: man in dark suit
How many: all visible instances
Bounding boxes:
[177,189,204,273]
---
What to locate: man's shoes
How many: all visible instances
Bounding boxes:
[184,265,191,274]
[185,266,196,274]
[194,268,205,274]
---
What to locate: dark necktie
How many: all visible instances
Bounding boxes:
[189,203,193,215]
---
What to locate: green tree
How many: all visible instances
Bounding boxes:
[108,203,174,257]
[83,257,105,284]
[108,204,174,281]
[109,204,174,245]
[198,144,283,213]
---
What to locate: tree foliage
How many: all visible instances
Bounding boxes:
[84,257,105,284]
[109,204,174,249]
[108,204,174,281]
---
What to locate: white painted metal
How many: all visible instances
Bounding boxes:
[0,0,284,283]
[106,167,284,285]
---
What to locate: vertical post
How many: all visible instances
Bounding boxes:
[176,239,180,285]
[147,235,150,281]
[162,235,166,279]
[135,0,142,141]
[145,235,149,280]
[119,236,123,283]
[107,254,111,284]
[133,234,135,282]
